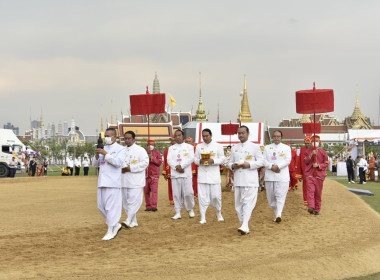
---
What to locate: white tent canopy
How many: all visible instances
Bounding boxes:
[348,129,380,143]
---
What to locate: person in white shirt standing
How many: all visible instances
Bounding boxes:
[263,130,291,223]
[358,155,368,184]
[121,131,149,228]
[194,128,225,224]
[66,156,74,176]
[74,157,81,176]
[93,128,127,241]
[82,157,89,176]
[228,126,264,235]
[168,129,195,220]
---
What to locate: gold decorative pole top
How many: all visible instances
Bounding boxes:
[237,75,253,123]
[110,100,114,124]
[100,106,104,139]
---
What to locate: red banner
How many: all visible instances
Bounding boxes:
[130,93,166,115]
[221,123,239,135]
[302,122,321,134]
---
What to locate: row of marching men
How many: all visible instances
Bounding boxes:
[93,127,328,240]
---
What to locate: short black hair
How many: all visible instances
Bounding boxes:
[272,130,283,137]
[124,130,136,139]
[202,128,212,136]
[175,129,184,136]
[105,128,116,136]
[238,125,249,133]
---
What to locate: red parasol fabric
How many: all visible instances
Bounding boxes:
[296,84,334,114]
[302,122,321,134]
[221,123,239,135]
[296,83,334,176]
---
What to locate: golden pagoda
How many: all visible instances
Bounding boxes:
[193,72,208,122]
[237,75,253,123]
[345,93,372,129]
[299,114,311,124]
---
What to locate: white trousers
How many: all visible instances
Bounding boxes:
[265,181,289,218]
[121,187,143,225]
[97,187,122,227]
[234,186,258,229]
[172,177,195,214]
[198,183,222,220]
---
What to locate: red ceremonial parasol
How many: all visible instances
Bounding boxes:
[129,87,166,141]
[221,121,240,146]
[295,82,334,175]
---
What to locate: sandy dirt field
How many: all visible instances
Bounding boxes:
[1,176,380,280]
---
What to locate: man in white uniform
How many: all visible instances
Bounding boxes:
[168,129,195,220]
[121,131,149,228]
[74,157,81,176]
[82,157,90,176]
[229,126,264,235]
[66,156,74,176]
[93,128,126,241]
[263,130,291,223]
[194,128,225,224]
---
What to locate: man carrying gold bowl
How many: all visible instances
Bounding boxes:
[194,128,225,224]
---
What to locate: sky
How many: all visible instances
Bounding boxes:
[1,0,380,136]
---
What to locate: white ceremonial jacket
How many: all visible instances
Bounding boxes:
[82,160,89,167]
[167,143,194,178]
[121,143,149,188]
[228,141,264,187]
[93,142,126,188]
[263,142,291,182]
[66,158,74,168]
[74,159,81,167]
[194,140,225,184]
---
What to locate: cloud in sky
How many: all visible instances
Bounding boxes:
[1,0,380,135]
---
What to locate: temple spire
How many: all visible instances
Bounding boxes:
[346,88,372,129]
[193,72,208,121]
[237,75,253,123]
[40,109,44,128]
[153,72,160,93]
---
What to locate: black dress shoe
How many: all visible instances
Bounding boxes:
[144,208,152,211]
[151,207,158,212]
[307,207,315,214]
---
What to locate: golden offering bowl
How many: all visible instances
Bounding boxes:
[201,153,210,165]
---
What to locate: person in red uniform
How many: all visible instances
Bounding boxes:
[144,139,162,212]
[186,137,198,198]
[304,135,329,215]
[288,143,298,191]
[296,135,312,207]
[163,137,176,205]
